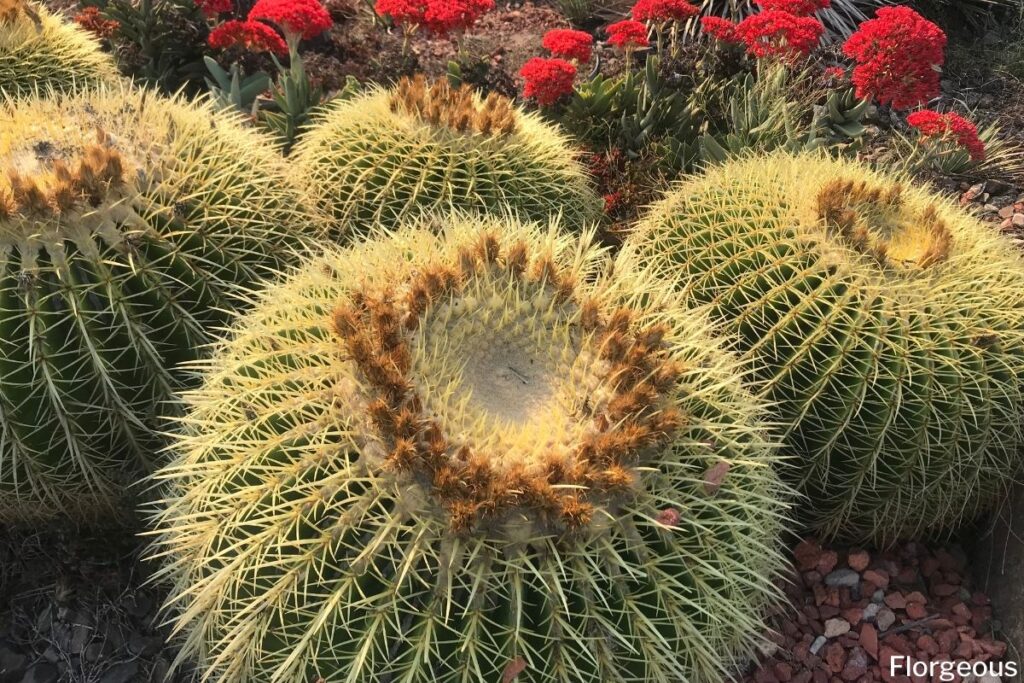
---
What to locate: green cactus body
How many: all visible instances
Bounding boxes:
[622,152,1024,544]
[0,84,321,523]
[1,0,116,97]
[151,215,788,683]
[292,76,602,238]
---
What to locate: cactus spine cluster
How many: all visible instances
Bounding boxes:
[0,84,320,523]
[1,0,116,97]
[623,152,1024,544]
[292,76,601,237]
[151,214,789,683]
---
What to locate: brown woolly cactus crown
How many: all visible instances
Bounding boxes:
[152,215,789,682]
[389,75,518,138]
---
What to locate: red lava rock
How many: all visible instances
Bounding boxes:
[882,634,912,656]
[896,567,918,584]
[936,629,958,654]
[776,663,795,682]
[863,570,890,589]
[814,584,829,606]
[842,608,864,626]
[794,672,813,683]
[979,639,1007,658]
[820,606,841,620]
[826,642,847,673]
[757,666,780,683]
[860,624,879,660]
[814,670,829,683]
[935,549,963,572]
[929,618,954,630]
[884,593,907,610]
[970,592,990,607]
[848,551,870,572]
[905,603,927,620]
[904,592,927,605]
[818,551,840,575]
[920,557,940,578]
[915,635,939,656]
[805,571,823,588]
[797,540,824,572]
[931,584,957,598]
[826,588,841,608]
[951,603,970,619]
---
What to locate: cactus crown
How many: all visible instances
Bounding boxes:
[0,0,28,24]
[0,129,128,221]
[817,176,952,271]
[390,75,518,138]
[333,229,683,535]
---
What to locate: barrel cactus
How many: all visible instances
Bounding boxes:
[622,152,1024,544]
[0,84,320,523]
[292,76,601,237]
[1,0,116,97]
[150,214,788,683]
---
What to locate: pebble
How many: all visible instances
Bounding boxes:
[876,607,897,632]
[824,618,851,638]
[824,569,860,589]
[810,636,827,655]
[847,551,870,572]
[863,603,880,621]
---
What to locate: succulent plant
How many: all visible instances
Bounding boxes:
[1,0,117,97]
[0,83,320,523]
[622,152,1024,544]
[292,76,602,237]
[150,214,789,683]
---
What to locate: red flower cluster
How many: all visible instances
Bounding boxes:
[703,9,822,60]
[194,0,232,17]
[519,57,577,106]
[907,110,985,161]
[541,29,593,62]
[754,0,828,15]
[208,19,288,54]
[249,0,332,40]
[842,6,946,110]
[73,6,120,39]
[606,19,649,49]
[630,0,698,22]
[700,15,736,41]
[375,0,492,35]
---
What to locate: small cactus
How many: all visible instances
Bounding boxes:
[1,0,116,96]
[151,214,789,683]
[0,83,321,523]
[622,152,1024,544]
[292,76,601,237]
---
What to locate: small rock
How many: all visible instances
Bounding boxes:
[817,551,839,575]
[825,569,860,589]
[825,618,851,638]
[1013,214,1024,228]
[905,602,927,620]
[984,204,1000,214]
[884,593,907,610]
[872,589,885,604]
[864,570,890,589]
[986,179,1012,196]
[848,551,870,572]
[863,603,880,622]
[19,663,58,683]
[998,205,1016,219]
[810,636,827,656]
[876,608,896,632]
[860,624,879,660]
[796,540,823,572]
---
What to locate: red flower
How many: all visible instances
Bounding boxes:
[606,20,649,49]
[907,110,985,161]
[701,15,738,42]
[422,0,493,34]
[375,0,492,34]
[843,6,946,110]
[754,0,829,16]
[248,0,332,40]
[194,0,232,16]
[630,0,698,22]
[208,19,288,54]
[519,57,577,106]
[73,6,120,39]
[542,28,593,62]
[374,0,423,25]
[732,10,823,59]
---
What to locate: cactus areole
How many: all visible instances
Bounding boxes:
[154,217,787,682]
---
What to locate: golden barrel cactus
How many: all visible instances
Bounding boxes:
[622,152,1024,544]
[292,76,601,237]
[0,84,320,523]
[151,215,789,683]
[1,0,116,96]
